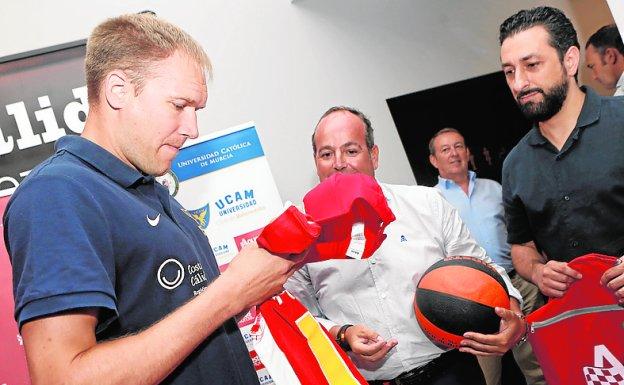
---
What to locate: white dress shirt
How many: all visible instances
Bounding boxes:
[285,183,522,380]
[615,72,624,96]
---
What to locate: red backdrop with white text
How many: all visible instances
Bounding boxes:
[0,41,87,385]
[0,196,29,385]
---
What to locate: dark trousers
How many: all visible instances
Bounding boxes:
[369,349,486,385]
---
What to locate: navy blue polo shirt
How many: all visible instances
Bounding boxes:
[4,135,259,385]
[502,87,624,262]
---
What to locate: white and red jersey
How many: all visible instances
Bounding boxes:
[252,174,394,384]
[527,254,624,385]
[251,291,368,385]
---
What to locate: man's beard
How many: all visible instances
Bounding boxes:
[516,76,568,122]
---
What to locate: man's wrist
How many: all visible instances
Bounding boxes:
[530,262,545,285]
[210,272,247,316]
[335,324,353,352]
[512,312,530,347]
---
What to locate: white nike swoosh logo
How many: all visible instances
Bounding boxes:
[147,213,161,227]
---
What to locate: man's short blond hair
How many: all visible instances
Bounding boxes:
[85,13,211,105]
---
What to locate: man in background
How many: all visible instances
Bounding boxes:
[585,24,624,96]
[429,128,545,385]
[4,14,299,385]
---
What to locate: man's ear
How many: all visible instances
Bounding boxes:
[371,145,380,170]
[429,153,438,169]
[563,45,580,78]
[104,70,131,110]
[604,47,618,65]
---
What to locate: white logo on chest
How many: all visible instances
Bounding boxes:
[146,213,161,227]
[157,258,185,290]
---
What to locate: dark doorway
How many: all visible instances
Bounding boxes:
[387,71,532,186]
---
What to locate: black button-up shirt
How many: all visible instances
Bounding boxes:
[502,87,624,262]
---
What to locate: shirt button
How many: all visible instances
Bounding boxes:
[571,241,579,248]
[563,195,570,201]
[381,293,387,299]
[370,258,376,265]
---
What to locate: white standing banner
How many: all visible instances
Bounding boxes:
[158,121,283,385]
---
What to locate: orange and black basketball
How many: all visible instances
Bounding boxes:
[414,256,510,349]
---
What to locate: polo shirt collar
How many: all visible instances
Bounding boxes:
[55,135,148,188]
[527,86,601,147]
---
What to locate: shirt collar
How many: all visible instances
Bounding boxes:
[527,127,548,146]
[575,86,601,128]
[527,86,600,147]
[617,72,624,90]
[437,170,475,189]
[55,135,149,188]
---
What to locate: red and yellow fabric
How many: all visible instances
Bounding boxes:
[251,292,368,385]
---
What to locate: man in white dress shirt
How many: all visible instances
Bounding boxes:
[285,106,527,385]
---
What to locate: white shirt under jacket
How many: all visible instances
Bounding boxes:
[614,72,624,96]
[285,183,522,381]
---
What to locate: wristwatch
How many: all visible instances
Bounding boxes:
[336,324,353,352]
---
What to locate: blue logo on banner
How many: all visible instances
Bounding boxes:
[188,203,210,229]
[215,189,257,217]
[171,126,265,181]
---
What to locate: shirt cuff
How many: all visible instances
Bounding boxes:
[499,271,524,309]
[316,317,339,331]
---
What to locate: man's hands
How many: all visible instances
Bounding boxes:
[221,242,307,312]
[331,324,397,362]
[531,260,582,298]
[459,300,526,356]
[512,242,583,298]
[528,251,623,303]
[601,256,624,305]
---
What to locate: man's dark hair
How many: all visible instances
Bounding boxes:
[499,6,579,61]
[311,106,374,154]
[586,24,624,56]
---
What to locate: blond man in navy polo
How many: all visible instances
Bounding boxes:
[4,14,300,385]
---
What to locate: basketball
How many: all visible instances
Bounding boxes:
[414,256,511,349]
